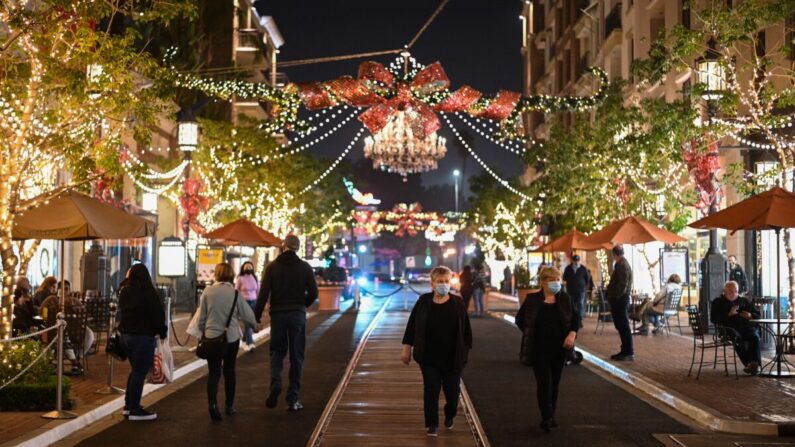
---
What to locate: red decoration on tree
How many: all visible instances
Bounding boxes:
[180,178,209,236]
[683,138,722,215]
[391,203,424,237]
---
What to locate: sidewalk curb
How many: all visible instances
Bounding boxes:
[491,311,784,437]
[9,310,324,447]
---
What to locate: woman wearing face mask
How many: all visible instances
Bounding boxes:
[515,266,579,433]
[401,266,472,437]
[235,261,259,352]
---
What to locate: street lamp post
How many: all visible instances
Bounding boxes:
[177,109,199,240]
[695,38,727,330]
[453,169,461,213]
[453,169,461,271]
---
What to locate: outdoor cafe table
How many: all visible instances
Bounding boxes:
[749,318,795,378]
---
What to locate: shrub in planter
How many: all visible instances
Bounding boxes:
[0,339,70,411]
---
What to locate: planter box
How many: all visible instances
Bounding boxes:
[467,289,492,312]
[318,286,344,312]
[516,288,540,306]
[0,376,70,411]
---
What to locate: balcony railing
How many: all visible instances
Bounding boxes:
[604,3,622,39]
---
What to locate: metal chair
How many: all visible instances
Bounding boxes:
[64,308,89,374]
[686,306,738,379]
[84,296,110,353]
[594,286,612,334]
[659,288,684,335]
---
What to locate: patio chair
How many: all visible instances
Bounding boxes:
[64,308,89,374]
[594,286,612,334]
[84,296,110,353]
[686,306,738,380]
[659,288,684,335]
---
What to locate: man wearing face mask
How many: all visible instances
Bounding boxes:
[402,266,472,437]
[711,281,761,374]
[562,255,593,325]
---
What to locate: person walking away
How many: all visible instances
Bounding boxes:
[236,261,259,352]
[515,266,578,432]
[728,255,749,295]
[562,255,593,325]
[118,264,167,421]
[638,274,682,334]
[606,245,634,361]
[255,235,318,411]
[458,266,474,311]
[198,263,258,420]
[402,266,472,437]
[471,264,487,317]
[711,280,761,375]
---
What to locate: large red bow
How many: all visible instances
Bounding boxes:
[296,61,483,139]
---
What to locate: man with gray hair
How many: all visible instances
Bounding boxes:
[710,280,761,374]
[255,234,318,411]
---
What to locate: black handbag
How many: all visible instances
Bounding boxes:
[196,291,238,360]
[106,331,127,361]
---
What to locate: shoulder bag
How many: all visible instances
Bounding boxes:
[196,291,238,360]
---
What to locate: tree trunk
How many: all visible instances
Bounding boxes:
[15,240,40,277]
[638,245,660,292]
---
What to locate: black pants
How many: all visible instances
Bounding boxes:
[733,323,762,366]
[206,340,240,407]
[420,364,461,428]
[533,348,566,421]
[270,310,306,405]
[609,295,634,355]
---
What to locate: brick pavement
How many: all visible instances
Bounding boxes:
[488,291,795,427]
[0,311,273,446]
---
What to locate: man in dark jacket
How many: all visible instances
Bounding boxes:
[255,235,318,411]
[606,245,634,361]
[711,280,761,374]
[728,255,749,294]
[563,255,593,324]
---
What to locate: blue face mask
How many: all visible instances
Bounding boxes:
[547,281,562,294]
[435,283,451,296]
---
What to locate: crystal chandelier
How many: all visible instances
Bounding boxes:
[363,110,447,180]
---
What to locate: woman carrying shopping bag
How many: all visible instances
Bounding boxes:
[197,262,258,421]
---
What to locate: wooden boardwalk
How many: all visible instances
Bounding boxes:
[315,310,483,447]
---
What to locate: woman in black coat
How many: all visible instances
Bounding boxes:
[515,266,579,432]
[458,265,474,310]
[402,265,472,437]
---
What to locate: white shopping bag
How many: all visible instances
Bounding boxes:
[186,307,203,339]
[148,337,174,384]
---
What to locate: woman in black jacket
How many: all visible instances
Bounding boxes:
[458,265,474,311]
[401,266,472,437]
[118,264,167,421]
[515,266,579,433]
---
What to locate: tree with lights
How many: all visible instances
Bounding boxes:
[0,1,192,336]
[634,0,795,316]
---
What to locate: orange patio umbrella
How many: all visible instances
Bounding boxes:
[533,229,608,253]
[203,219,283,247]
[689,186,795,377]
[580,216,686,248]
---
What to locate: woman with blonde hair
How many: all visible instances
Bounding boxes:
[639,273,682,334]
[402,265,472,437]
[198,262,258,421]
[515,266,579,432]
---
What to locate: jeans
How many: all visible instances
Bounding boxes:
[122,334,156,411]
[473,289,485,315]
[732,323,762,366]
[420,365,461,428]
[571,291,586,323]
[609,295,634,355]
[532,348,566,421]
[206,340,240,407]
[243,301,257,345]
[269,311,306,404]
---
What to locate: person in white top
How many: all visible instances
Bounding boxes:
[640,274,682,334]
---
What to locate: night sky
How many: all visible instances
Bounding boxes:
[256,0,526,206]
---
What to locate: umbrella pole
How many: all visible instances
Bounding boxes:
[60,240,65,314]
[777,228,782,376]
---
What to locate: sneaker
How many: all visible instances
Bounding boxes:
[613,354,635,361]
[122,406,130,417]
[287,401,303,412]
[426,426,438,437]
[240,344,251,353]
[745,361,760,375]
[444,416,454,430]
[128,408,157,421]
[247,343,256,353]
[266,388,281,409]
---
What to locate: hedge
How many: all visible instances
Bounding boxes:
[0,376,71,411]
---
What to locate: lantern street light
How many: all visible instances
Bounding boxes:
[177,108,200,240]
[695,38,727,329]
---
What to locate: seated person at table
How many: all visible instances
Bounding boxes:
[12,276,38,336]
[638,274,682,334]
[40,281,94,375]
[710,280,761,375]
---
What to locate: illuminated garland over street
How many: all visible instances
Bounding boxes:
[352,202,466,238]
[170,51,608,140]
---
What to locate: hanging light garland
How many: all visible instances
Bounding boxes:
[454,112,528,154]
[300,127,366,194]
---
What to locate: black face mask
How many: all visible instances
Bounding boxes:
[243,269,254,275]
